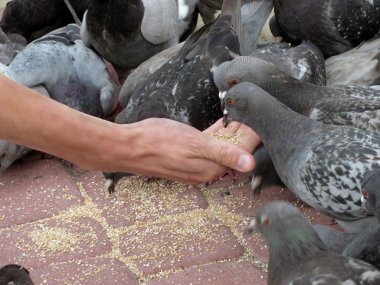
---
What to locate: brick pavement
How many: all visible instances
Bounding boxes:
[0,156,338,284]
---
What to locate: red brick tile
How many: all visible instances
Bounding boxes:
[79,172,209,228]
[147,261,266,285]
[0,217,111,269]
[31,258,138,285]
[0,159,83,227]
[119,212,244,275]
[207,184,255,217]
[204,172,251,190]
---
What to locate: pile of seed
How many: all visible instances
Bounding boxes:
[209,129,242,145]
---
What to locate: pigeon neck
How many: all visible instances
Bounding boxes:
[261,75,324,117]
[243,93,316,153]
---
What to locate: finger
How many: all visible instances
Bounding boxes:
[198,135,256,173]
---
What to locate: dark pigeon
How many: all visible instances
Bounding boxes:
[223,82,380,221]
[80,0,186,73]
[105,0,242,193]
[0,264,34,285]
[247,200,380,285]
[0,0,88,42]
[272,0,380,57]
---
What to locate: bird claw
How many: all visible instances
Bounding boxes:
[251,174,263,198]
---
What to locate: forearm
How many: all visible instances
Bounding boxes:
[0,75,258,184]
[0,74,133,170]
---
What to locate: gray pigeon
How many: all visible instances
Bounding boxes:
[248,200,380,285]
[223,82,380,221]
[0,24,116,173]
[0,264,34,285]
[4,24,116,118]
[214,56,380,135]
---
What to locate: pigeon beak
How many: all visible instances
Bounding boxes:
[246,218,258,234]
[223,109,230,127]
[360,194,367,204]
[219,91,226,110]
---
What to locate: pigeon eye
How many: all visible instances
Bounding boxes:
[0,151,6,158]
[260,215,270,226]
[226,97,234,105]
[228,79,240,86]
[362,191,369,200]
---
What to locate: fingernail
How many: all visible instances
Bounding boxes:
[236,154,252,172]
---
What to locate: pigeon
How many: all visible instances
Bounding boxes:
[223,82,380,221]
[325,35,380,87]
[80,0,186,74]
[0,31,27,65]
[0,0,88,42]
[247,200,380,285]
[119,42,184,109]
[104,0,244,193]
[272,0,380,57]
[0,264,34,285]
[214,56,380,135]
[4,24,116,118]
[0,24,117,173]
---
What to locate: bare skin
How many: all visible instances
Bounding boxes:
[0,75,260,184]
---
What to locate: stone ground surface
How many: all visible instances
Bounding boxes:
[0,155,338,285]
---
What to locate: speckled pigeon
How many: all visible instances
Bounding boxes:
[223,82,380,222]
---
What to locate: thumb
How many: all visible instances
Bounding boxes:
[202,138,256,172]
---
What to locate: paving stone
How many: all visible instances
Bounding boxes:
[119,211,244,275]
[146,261,266,285]
[204,172,251,190]
[79,172,209,228]
[31,258,139,285]
[0,216,112,269]
[0,159,83,227]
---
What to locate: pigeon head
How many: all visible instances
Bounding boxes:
[222,82,252,127]
[222,82,271,128]
[361,170,380,218]
[213,56,287,95]
[247,201,326,255]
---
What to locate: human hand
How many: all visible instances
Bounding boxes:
[115,118,261,184]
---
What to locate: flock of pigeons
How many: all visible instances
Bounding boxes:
[1,0,380,284]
